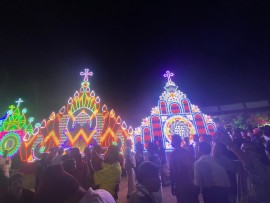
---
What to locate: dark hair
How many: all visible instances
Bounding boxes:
[135,142,144,152]
[136,161,159,183]
[199,142,211,155]
[35,165,79,203]
[9,173,23,185]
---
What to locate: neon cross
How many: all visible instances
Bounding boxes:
[15,98,24,107]
[163,71,174,83]
[80,69,93,82]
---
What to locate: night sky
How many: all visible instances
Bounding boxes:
[1,1,270,126]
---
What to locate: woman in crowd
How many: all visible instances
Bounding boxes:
[124,139,136,198]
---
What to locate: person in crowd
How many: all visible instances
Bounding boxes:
[194,142,230,203]
[62,158,77,177]
[212,142,237,203]
[0,150,12,177]
[156,139,170,186]
[193,134,200,160]
[70,148,89,190]
[3,173,34,203]
[116,139,124,170]
[182,136,195,160]
[89,145,122,200]
[129,161,161,203]
[170,134,199,203]
[91,145,104,171]
[35,153,49,190]
[0,169,9,202]
[219,132,270,202]
[124,139,136,198]
[146,142,162,203]
[35,165,115,203]
[51,147,64,165]
[134,142,144,174]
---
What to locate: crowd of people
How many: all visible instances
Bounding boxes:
[1,125,270,203]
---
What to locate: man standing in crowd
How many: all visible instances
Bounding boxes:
[170,134,199,203]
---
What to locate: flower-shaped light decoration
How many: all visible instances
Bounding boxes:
[169,120,190,138]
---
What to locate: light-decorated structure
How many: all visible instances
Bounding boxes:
[133,71,216,150]
[20,69,133,161]
[0,98,35,158]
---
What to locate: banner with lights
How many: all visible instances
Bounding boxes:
[20,69,133,161]
[0,98,35,158]
[133,71,216,150]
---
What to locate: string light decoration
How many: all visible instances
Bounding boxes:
[0,99,35,158]
[133,71,216,150]
[25,69,133,161]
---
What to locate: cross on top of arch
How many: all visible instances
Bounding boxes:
[80,69,93,82]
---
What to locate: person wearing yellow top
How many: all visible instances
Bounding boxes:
[91,145,122,201]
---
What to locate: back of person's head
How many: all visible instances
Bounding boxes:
[62,159,76,177]
[35,165,80,203]
[104,145,120,164]
[61,154,70,163]
[147,142,158,154]
[198,142,211,155]
[241,142,269,165]
[125,139,132,148]
[193,134,199,142]
[93,145,102,154]
[0,169,8,199]
[183,137,190,144]
[262,126,270,138]
[171,134,182,148]
[58,147,64,156]
[135,142,144,152]
[70,148,82,163]
[136,161,160,192]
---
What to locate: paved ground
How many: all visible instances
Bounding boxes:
[118,176,177,203]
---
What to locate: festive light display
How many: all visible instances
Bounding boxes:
[21,69,133,161]
[0,98,35,158]
[133,71,216,150]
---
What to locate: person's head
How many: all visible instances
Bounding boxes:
[135,142,144,153]
[9,173,23,197]
[93,145,102,155]
[136,161,160,192]
[262,126,270,138]
[0,170,8,199]
[183,137,190,145]
[147,142,158,154]
[125,139,132,148]
[70,148,82,163]
[84,147,91,158]
[241,142,269,165]
[35,165,81,203]
[116,139,122,150]
[171,134,182,148]
[104,145,119,164]
[193,134,199,142]
[198,142,211,156]
[58,147,64,156]
[62,159,76,177]
[212,142,225,158]
[61,154,70,163]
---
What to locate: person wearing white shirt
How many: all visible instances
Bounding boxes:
[194,142,230,203]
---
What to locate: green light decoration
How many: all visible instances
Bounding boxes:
[1,99,34,134]
[0,132,21,157]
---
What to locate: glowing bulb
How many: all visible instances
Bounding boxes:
[109,109,115,117]
[68,97,73,104]
[33,126,40,135]
[90,91,95,97]
[74,91,79,98]
[49,112,55,120]
[28,117,34,123]
[23,132,30,142]
[122,121,127,130]
[116,116,121,124]
[128,126,133,135]
[95,96,100,103]
[59,106,66,114]
[102,105,108,112]
[41,119,46,128]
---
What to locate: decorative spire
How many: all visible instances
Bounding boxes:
[163,71,174,84]
[15,98,24,107]
[163,71,178,93]
[80,69,93,82]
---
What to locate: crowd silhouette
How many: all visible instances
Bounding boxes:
[1,125,270,202]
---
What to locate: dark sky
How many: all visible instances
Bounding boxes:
[0,1,270,126]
